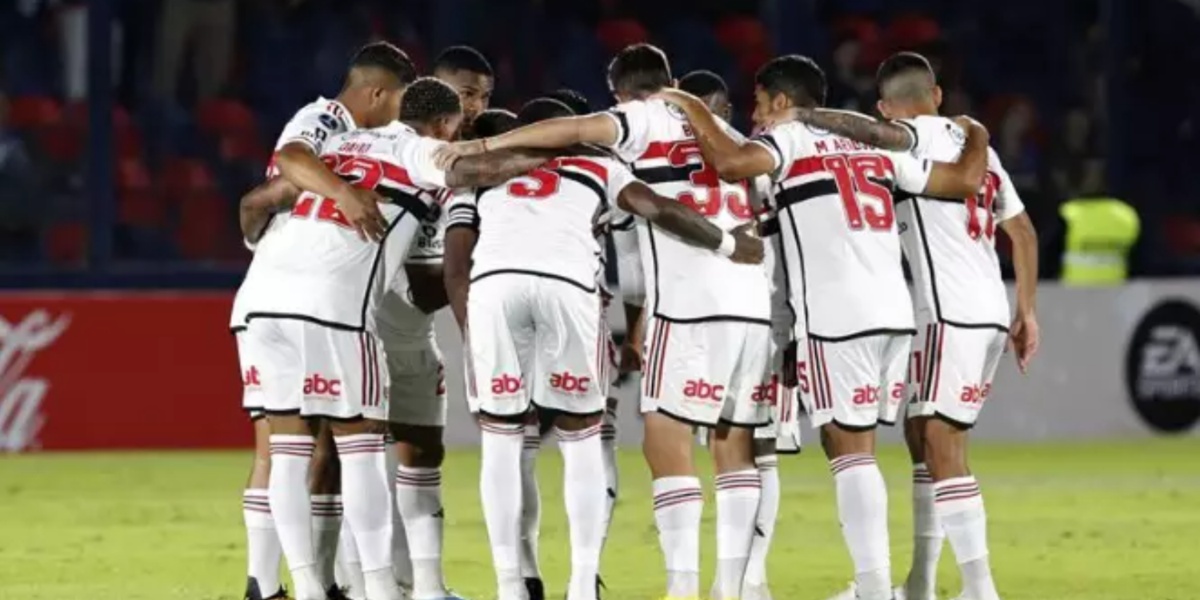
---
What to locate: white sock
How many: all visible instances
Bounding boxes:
[335,517,365,600]
[830,454,891,600]
[601,406,619,550]
[396,465,447,599]
[311,494,342,590]
[559,425,607,600]
[520,424,543,580]
[268,435,324,600]
[936,476,999,600]
[713,469,761,600]
[335,434,403,600]
[480,421,528,600]
[386,442,413,588]
[907,463,943,598]
[652,476,703,599]
[743,455,779,589]
[243,489,283,596]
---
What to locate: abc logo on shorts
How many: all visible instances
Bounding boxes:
[1125,299,1200,433]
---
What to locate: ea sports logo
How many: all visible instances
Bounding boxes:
[683,379,724,401]
[304,374,341,397]
[549,372,590,393]
[1126,300,1200,433]
[491,374,523,396]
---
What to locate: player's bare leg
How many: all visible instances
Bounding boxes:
[643,412,702,600]
[309,423,345,597]
[392,422,465,600]
[923,418,999,600]
[330,418,405,600]
[898,415,942,600]
[821,425,892,600]
[554,411,607,600]
[519,413,545,600]
[741,437,779,600]
[708,424,761,600]
[245,416,287,600]
[478,412,529,600]
[268,414,325,600]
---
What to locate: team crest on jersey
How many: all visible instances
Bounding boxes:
[318,113,340,131]
[948,122,967,145]
[665,102,687,120]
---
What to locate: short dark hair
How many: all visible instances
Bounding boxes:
[876,51,935,98]
[544,88,591,116]
[678,70,728,99]
[350,42,417,85]
[399,77,463,123]
[607,43,672,96]
[469,109,519,138]
[518,98,574,125]
[433,45,494,78]
[754,55,826,108]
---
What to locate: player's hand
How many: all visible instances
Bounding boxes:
[1008,311,1039,374]
[433,139,486,170]
[619,340,643,374]
[335,186,389,242]
[729,222,764,264]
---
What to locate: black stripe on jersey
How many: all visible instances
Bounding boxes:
[909,198,943,320]
[245,312,362,331]
[808,327,917,343]
[760,216,780,236]
[942,319,1010,332]
[754,134,784,162]
[646,224,664,316]
[471,269,598,294]
[774,180,838,209]
[611,214,636,231]
[633,164,700,185]
[652,313,772,326]
[894,120,918,153]
[377,185,433,221]
[557,169,607,206]
[895,191,966,204]
[230,325,247,334]
[780,204,810,334]
[358,209,408,330]
[920,324,940,403]
[610,111,630,147]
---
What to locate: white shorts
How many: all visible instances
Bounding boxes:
[755,328,802,453]
[800,333,911,429]
[235,329,266,419]
[245,318,389,421]
[465,275,607,417]
[384,343,447,427]
[907,322,1007,427]
[641,317,773,428]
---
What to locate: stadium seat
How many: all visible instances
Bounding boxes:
[887,13,942,49]
[175,193,231,260]
[115,123,144,160]
[116,158,152,192]
[118,189,166,229]
[63,101,133,131]
[596,18,649,55]
[714,17,770,59]
[219,131,268,165]
[196,99,258,138]
[44,221,88,266]
[159,158,217,199]
[7,95,62,130]
[36,127,83,163]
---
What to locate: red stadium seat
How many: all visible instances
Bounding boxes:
[118,189,166,228]
[8,96,62,130]
[115,123,144,160]
[219,131,268,164]
[63,101,133,131]
[44,222,88,266]
[116,158,152,191]
[1163,217,1200,256]
[196,99,258,137]
[36,126,83,162]
[596,19,649,55]
[159,158,217,198]
[887,13,941,49]
[715,16,770,57]
[175,193,231,260]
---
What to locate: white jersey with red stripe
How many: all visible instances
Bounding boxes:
[752,116,932,339]
[230,97,357,329]
[896,115,1026,328]
[445,155,636,292]
[602,98,771,324]
[243,122,447,333]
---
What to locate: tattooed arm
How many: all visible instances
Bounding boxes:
[444,149,552,188]
[616,181,763,264]
[791,108,916,152]
[239,177,301,244]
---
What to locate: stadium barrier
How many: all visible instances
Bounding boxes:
[3,282,1199,452]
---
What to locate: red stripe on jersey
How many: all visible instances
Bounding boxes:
[785,156,826,180]
[637,141,675,161]
[557,157,608,183]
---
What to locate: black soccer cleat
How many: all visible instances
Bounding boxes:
[244,577,289,600]
[525,577,546,600]
[326,585,353,600]
[596,575,607,599]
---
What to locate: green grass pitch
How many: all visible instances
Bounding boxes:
[1,438,1198,600]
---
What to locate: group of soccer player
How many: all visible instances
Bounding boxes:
[229,35,1040,600]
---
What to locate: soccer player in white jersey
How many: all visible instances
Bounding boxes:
[238,78,547,600]
[652,55,992,600]
[230,42,417,600]
[443,94,763,600]
[788,52,1040,600]
[439,44,779,600]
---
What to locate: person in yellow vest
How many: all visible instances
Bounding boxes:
[1059,197,1140,285]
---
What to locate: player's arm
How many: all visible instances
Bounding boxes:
[436,114,619,167]
[919,118,990,198]
[239,177,301,244]
[1000,211,1040,373]
[275,142,389,241]
[791,108,915,152]
[442,200,480,330]
[616,181,763,264]
[653,88,776,182]
[443,149,552,189]
[611,220,645,373]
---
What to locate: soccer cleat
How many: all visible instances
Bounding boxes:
[325,585,355,600]
[525,577,546,600]
[596,575,606,599]
[245,577,291,600]
[894,586,938,600]
[742,582,773,600]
